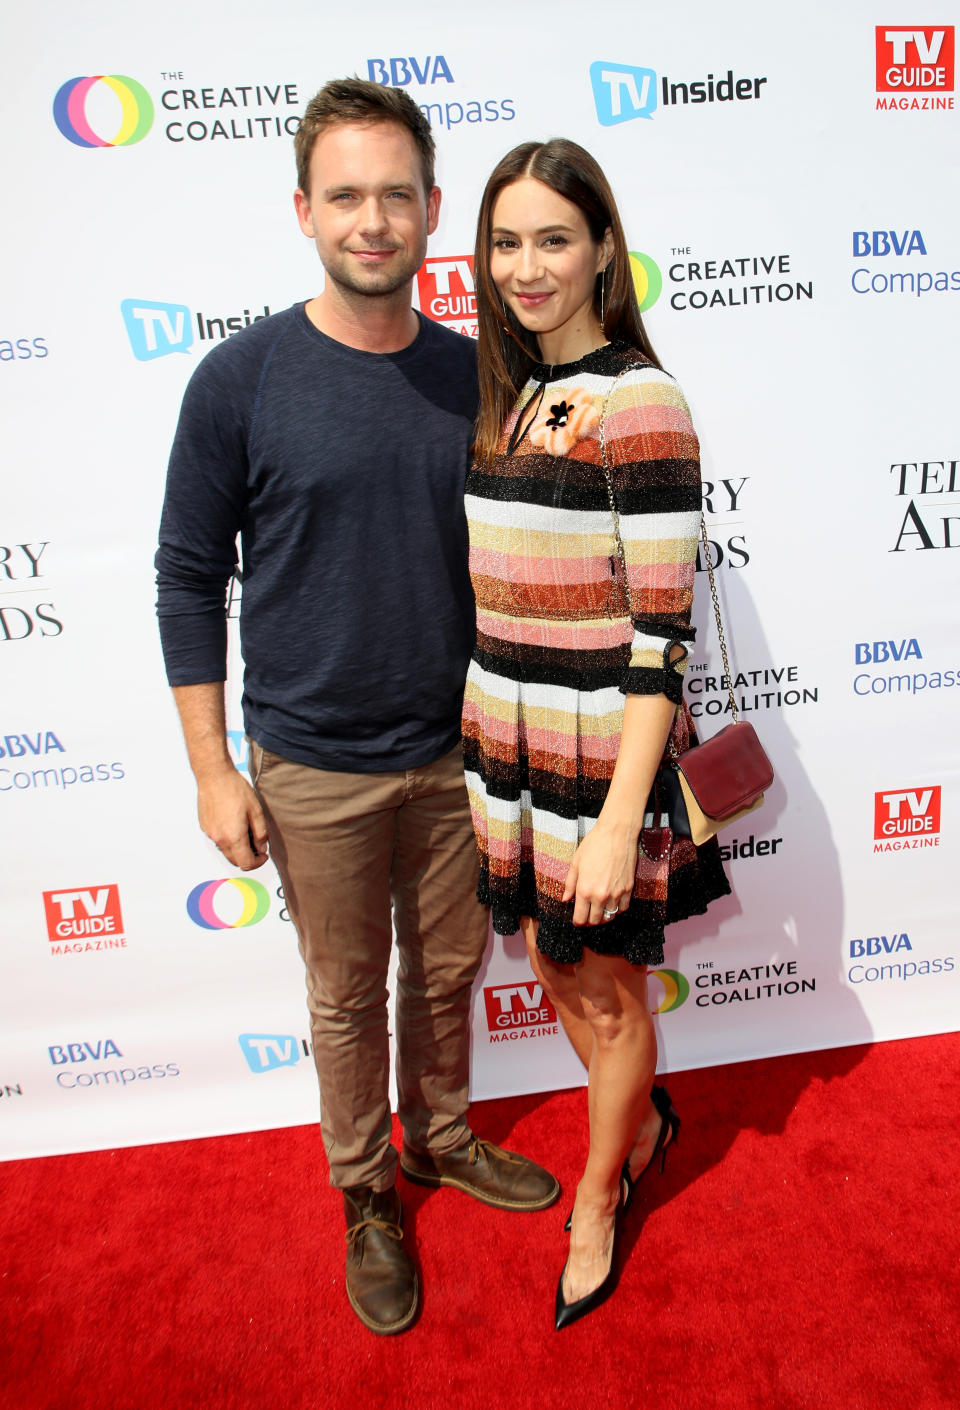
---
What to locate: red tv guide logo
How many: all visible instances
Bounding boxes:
[483,981,558,1032]
[873,787,941,840]
[416,255,477,332]
[43,884,124,942]
[875,27,954,92]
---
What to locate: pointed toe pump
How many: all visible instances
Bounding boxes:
[554,1212,621,1331]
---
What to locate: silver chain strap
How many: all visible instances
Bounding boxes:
[597,369,740,724]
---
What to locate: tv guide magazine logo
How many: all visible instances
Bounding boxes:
[875,27,955,109]
[417,257,476,335]
[483,982,558,1042]
[873,786,941,852]
[42,885,126,954]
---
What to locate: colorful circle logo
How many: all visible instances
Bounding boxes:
[628,252,663,312]
[53,76,154,148]
[186,879,270,930]
[650,968,690,1013]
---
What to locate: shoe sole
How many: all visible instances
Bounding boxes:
[400,1162,560,1212]
[346,1274,420,1336]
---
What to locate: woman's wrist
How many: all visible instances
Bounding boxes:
[594,803,646,837]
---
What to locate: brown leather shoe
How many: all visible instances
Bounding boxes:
[343,1184,418,1335]
[401,1135,560,1211]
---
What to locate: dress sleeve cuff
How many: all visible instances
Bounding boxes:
[621,637,690,703]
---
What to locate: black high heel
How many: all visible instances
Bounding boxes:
[554,1178,628,1331]
[562,1084,679,1231]
[620,1083,679,1215]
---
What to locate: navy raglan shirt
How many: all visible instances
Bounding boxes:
[155,303,479,773]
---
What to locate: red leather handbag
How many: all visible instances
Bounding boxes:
[669,718,773,846]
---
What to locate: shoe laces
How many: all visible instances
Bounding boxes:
[467,1136,518,1167]
[346,1216,404,1255]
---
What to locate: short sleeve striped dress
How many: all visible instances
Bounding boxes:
[462,341,730,967]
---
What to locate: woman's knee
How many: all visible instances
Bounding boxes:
[579,989,626,1046]
[578,955,651,1046]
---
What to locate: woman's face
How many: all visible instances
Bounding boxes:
[489,177,612,359]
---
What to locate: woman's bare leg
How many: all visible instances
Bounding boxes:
[519,916,591,1067]
[563,948,657,1302]
[520,917,669,1292]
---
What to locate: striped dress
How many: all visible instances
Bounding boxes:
[463,341,729,966]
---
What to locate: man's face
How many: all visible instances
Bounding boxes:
[294,121,440,300]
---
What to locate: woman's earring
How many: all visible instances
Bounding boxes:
[600,265,607,328]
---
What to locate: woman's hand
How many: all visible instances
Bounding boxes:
[564,690,682,926]
[562,821,638,926]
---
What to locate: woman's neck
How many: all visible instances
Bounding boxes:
[536,319,607,367]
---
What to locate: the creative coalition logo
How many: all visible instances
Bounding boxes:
[590,59,767,126]
[648,969,689,1014]
[686,660,818,719]
[482,982,558,1043]
[628,253,661,312]
[42,886,126,955]
[663,249,813,312]
[886,457,959,553]
[47,1038,180,1090]
[120,300,272,362]
[54,73,300,148]
[238,1033,311,1073]
[694,960,816,1007]
[0,540,62,644]
[0,730,125,796]
[850,228,960,302]
[187,878,270,930]
[365,54,515,131]
[852,636,959,700]
[845,930,955,986]
[53,75,154,147]
[875,27,955,110]
[873,786,941,853]
[417,256,476,336]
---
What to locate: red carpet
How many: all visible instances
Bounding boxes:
[3,1033,958,1410]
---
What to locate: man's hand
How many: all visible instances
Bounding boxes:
[170,683,269,871]
[197,767,270,871]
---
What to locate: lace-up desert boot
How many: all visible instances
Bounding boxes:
[342,1184,418,1334]
[401,1135,559,1211]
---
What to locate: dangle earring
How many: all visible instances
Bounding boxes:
[600,264,608,330]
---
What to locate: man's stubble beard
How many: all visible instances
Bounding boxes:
[324,249,424,302]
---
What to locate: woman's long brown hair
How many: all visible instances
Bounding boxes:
[473,138,662,465]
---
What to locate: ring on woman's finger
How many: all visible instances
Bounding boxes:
[602,907,617,918]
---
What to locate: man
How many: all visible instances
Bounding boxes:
[155,77,558,1336]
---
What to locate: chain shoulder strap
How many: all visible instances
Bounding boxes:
[597,366,740,723]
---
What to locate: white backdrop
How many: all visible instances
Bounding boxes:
[2,0,958,1159]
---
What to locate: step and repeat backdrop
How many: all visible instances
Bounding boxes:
[2,1,958,1158]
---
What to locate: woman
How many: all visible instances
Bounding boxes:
[463,140,730,1329]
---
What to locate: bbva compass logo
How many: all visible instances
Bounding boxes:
[186,878,270,930]
[53,75,154,147]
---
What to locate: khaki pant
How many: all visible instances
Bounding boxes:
[250,741,489,1192]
